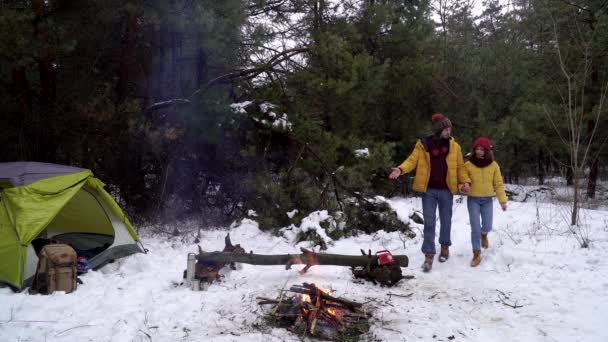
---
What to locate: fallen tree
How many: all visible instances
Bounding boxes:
[196,245,408,273]
[193,234,409,286]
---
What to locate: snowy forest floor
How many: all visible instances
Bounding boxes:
[2,190,608,342]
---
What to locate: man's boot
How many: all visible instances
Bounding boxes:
[470,250,481,267]
[438,245,449,262]
[422,254,433,272]
[481,233,489,249]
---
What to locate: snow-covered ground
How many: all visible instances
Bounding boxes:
[2,193,608,342]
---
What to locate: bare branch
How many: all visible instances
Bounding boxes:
[542,105,570,148]
[207,47,309,86]
[558,0,591,13]
[143,99,191,116]
[549,8,577,162]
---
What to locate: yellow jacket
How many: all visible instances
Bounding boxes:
[397,137,470,194]
[464,161,508,204]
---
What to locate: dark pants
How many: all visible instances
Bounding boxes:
[421,188,454,255]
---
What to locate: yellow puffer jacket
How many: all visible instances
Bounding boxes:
[397,137,470,195]
[464,161,508,204]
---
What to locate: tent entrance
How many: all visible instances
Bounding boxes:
[36,187,116,258]
[46,233,114,259]
[46,187,115,236]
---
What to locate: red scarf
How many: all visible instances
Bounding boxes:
[470,155,493,168]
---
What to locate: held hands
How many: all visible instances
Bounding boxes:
[388,167,402,179]
[460,182,471,195]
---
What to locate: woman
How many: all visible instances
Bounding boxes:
[463,137,507,267]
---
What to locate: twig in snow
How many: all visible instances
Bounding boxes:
[138,329,152,341]
[500,299,523,309]
[2,319,58,324]
[380,326,401,333]
[496,290,524,309]
[387,292,413,299]
[55,325,93,336]
[428,292,440,300]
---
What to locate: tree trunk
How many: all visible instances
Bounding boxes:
[31,0,57,161]
[116,7,137,104]
[141,52,153,110]
[571,166,580,226]
[11,66,31,113]
[32,0,56,106]
[587,158,599,199]
[154,25,165,100]
[566,166,573,186]
[504,171,512,184]
[583,10,599,199]
[196,247,409,270]
[197,47,207,88]
[538,149,545,185]
[171,31,182,97]
[38,60,56,105]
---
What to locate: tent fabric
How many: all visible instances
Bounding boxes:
[2,170,92,245]
[86,177,138,241]
[0,162,142,290]
[0,162,87,187]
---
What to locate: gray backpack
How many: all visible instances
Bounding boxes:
[31,244,78,294]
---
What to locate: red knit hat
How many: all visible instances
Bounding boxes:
[473,137,493,151]
[431,113,452,134]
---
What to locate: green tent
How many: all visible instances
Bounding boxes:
[0,162,144,290]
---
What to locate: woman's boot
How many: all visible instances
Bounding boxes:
[438,245,449,262]
[470,250,481,267]
[422,254,434,272]
[481,233,489,249]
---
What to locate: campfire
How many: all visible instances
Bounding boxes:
[258,283,371,341]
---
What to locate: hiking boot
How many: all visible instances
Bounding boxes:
[438,245,449,263]
[470,250,481,267]
[422,254,433,272]
[481,233,489,249]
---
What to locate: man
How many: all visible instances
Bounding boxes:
[389,113,471,272]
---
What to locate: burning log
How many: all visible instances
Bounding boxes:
[258,283,371,341]
[289,283,362,310]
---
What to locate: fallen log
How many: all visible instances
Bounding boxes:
[196,245,408,273]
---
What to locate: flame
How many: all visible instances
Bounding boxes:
[317,286,332,295]
[298,286,331,303]
[327,308,336,316]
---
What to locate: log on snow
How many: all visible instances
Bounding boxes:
[196,246,408,271]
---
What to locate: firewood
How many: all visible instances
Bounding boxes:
[288,284,363,310]
[259,283,372,341]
